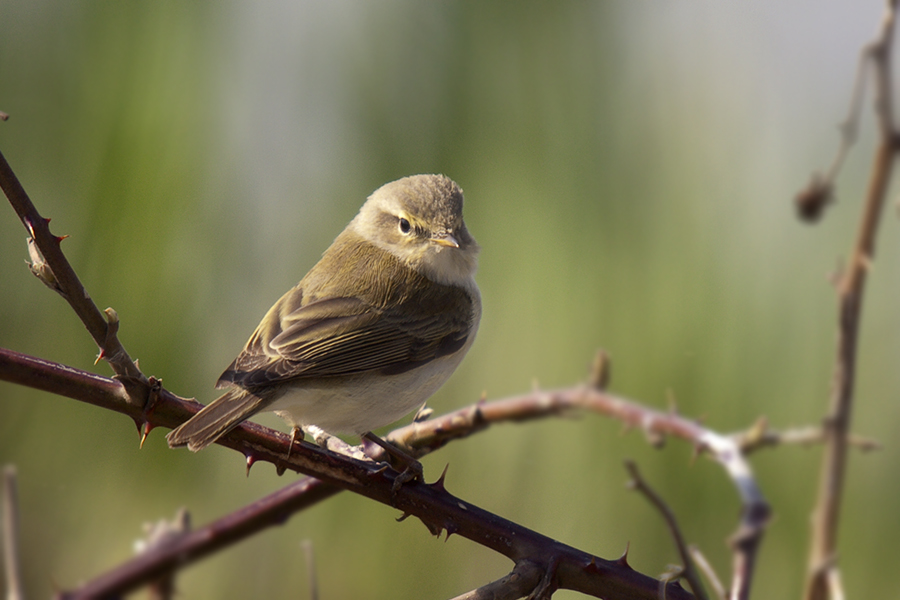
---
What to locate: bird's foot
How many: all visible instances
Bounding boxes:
[362,431,423,492]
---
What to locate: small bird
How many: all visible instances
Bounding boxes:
[166,174,481,455]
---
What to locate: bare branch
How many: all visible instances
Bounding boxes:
[689,547,726,600]
[803,2,899,599]
[0,149,149,405]
[301,540,318,600]
[132,509,191,600]
[625,460,708,600]
[794,2,881,222]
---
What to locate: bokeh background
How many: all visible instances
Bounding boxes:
[2,2,899,598]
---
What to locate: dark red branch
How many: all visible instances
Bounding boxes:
[0,149,148,402]
[1,348,692,600]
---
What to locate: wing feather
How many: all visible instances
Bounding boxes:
[217,250,476,391]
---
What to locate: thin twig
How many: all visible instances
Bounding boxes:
[301,540,318,600]
[625,461,708,600]
[731,420,881,455]
[2,465,24,600]
[794,9,876,222]
[803,2,899,599]
[689,547,725,600]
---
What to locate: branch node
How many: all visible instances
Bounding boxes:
[134,508,191,599]
[430,463,450,492]
[795,173,835,222]
[413,402,434,423]
[26,235,66,298]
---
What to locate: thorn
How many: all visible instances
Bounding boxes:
[616,542,631,568]
[94,349,106,365]
[275,464,286,477]
[443,522,458,541]
[132,417,144,435]
[55,234,69,244]
[421,520,443,537]
[589,349,611,390]
[245,453,258,477]
[44,217,51,224]
[430,464,450,492]
[745,416,769,446]
[467,403,486,427]
[139,422,154,449]
[396,512,412,523]
[665,389,678,415]
[685,444,700,466]
[644,428,666,449]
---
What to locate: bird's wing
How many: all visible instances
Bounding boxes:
[217,291,474,390]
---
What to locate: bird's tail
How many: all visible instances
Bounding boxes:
[166,388,271,452]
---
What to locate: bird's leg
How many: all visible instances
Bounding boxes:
[285,426,304,461]
[362,432,423,491]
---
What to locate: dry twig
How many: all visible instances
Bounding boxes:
[802,2,899,599]
[625,460,708,600]
[2,466,24,600]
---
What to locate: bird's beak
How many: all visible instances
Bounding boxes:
[431,233,460,248]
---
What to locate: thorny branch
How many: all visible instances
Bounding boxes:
[800,2,899,599]
[0,149,149,406]
[2,344,777,600]
[0,347,692,600]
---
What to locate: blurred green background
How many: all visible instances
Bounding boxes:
[2,2,899,598]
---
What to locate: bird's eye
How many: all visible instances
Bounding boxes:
[398,218,411,234]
